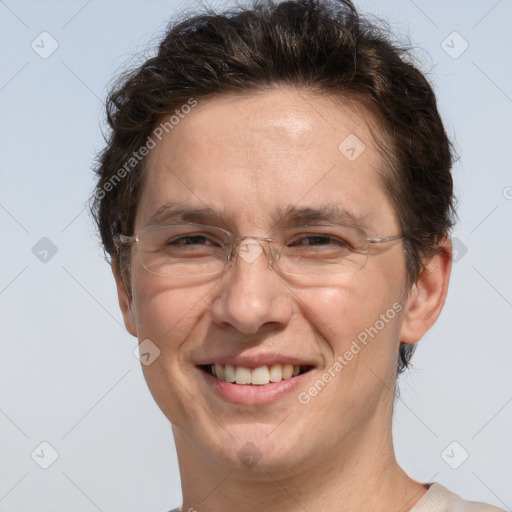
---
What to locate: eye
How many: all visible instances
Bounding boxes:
[169,234,217,246]
[288,234,352,249]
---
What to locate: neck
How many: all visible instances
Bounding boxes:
[172,414,427,512]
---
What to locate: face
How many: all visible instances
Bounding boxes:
[115,87,436,478]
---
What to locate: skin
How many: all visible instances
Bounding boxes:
[113,86,452,512]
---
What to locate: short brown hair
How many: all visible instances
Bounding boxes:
[90,0,457,374]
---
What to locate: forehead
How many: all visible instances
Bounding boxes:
[135,87,397,235]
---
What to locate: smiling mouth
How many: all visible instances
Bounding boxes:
[199,363,314,385]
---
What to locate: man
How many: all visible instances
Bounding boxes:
[90,1,504,510]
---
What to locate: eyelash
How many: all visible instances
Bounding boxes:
[168,233,351,248]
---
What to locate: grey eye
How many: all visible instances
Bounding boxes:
[288,235,351,248]
[169,235,216,246]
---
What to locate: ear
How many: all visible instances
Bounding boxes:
[399,237,452,344]
[111,257,138,337]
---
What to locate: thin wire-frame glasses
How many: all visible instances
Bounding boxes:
[113,222,405,283]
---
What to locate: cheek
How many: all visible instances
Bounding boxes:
[129,279,213,423]
[296,272,402,350]
[130,275,210,349]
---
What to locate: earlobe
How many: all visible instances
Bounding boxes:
[111,258,138,338]
[399,238,452,344]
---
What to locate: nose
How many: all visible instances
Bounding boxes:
[210,237,293,335]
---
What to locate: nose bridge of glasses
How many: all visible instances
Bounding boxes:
[231,235,276,266]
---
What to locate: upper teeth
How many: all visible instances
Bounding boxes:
[211,363,302,385]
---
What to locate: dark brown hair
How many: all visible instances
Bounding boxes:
[90,0,457,374]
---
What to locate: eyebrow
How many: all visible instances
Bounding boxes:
[146,201,227,227]
[145,201,371,231]
[273,205,371,230]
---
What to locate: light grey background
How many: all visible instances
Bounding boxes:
[1,0,511,511]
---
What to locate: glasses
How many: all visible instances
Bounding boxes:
[113,223,404,283]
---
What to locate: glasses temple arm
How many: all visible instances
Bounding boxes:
[113,233,137,248]
[367,234,405,244]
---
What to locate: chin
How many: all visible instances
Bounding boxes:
[211,421,317,475]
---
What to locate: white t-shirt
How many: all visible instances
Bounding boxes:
[410,483,505,511]
[168,482,506,512]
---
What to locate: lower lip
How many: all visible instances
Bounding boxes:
[197,367,314,405]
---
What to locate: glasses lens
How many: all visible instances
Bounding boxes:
[138,224,230,277]
[134,223,370,280]
[274,224,369,276]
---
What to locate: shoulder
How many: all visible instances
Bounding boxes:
[411,483,506,512]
